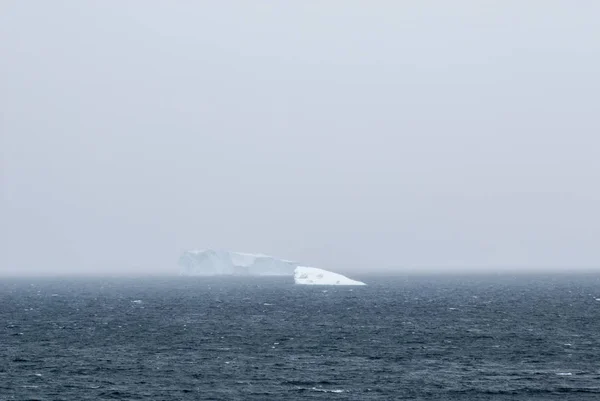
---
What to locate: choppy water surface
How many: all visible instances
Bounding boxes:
[1,274,600,400]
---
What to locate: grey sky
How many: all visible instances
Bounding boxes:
[1,1,599,276]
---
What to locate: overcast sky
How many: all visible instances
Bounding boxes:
[1,1,599,276]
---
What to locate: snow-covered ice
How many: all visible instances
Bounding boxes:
[294,266,366,286]
[179,249,298,276]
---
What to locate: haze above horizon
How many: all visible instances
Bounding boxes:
[1,2,599,276]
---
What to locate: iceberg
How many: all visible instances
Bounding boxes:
[294,266,366,286]
[179,249,298,276]
[179,249,366,285]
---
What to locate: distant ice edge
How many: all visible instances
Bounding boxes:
[294,266,366,286]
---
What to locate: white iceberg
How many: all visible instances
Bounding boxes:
[179,249,298,276]
[179,249,366,285]
[294,266,366,286]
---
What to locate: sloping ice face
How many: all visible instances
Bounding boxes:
[179,249,298,276]
[293,266,366,286]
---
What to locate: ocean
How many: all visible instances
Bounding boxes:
[1,274,600,400]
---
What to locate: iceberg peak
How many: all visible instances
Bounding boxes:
[179,249,297,276]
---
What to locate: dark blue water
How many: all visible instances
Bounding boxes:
[2,274,600,400]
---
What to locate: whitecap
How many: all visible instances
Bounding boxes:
[311,387,344,393]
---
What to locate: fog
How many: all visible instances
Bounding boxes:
[1,2,599,276]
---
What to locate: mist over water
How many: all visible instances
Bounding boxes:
[2,3,600,276]
[3,3,600,400]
